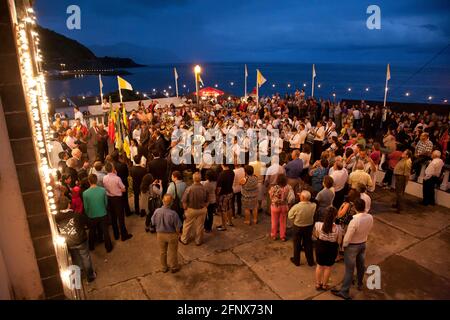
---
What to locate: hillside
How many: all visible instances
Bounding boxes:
[37,26,145,70]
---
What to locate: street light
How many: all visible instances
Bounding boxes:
[194,65,202,105]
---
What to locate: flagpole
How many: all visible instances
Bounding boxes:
[311,64,315,98]
[244,64,248,99]
[383,64,389,107]
[117,76,123,104]
[99,74,103,105]
[174,68,179,98]
[256,70,259,109]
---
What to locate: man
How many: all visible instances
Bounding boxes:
[412,133,433,180]
[64,129,78,152]
[55,196,96,282]
[96,124,109,163]
[111,151,131,217]
[289,128,302,151]
[74,106,85,126]
[392,150,412,213]
[87,120,99,164]
[357,183,371,214]
[285,150,303,194]
[103,162,133,241]
[422,150,444,206]
[69,148,83,171]
[332,199,373,300]
[348,161,373,190]
[312,121,325,162]
[180,173,208,246]
[152,194,183,273]
[288,191,316,267]
[147,151,169,192]
[131,155,148,216]
[216,163,235,231]
[82,174,113,253]
[329,158,348,209]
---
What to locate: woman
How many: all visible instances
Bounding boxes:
[202,170,217,233]
[240,165,259,225]
[315,176,335,222]
[335,189,360,261]
[313,207,343,291]
[336,189,360,227]
[269,175,294,241]
[310,159,329,194]
[232,164,245,218]
[368,142,381,192]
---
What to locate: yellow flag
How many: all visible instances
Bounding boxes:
[118,76,133,91]
[257,69,267,88]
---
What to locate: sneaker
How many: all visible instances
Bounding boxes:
[217,226,227,231]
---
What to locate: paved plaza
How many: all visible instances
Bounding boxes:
[85,188,450,300]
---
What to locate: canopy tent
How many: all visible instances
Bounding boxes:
[194,87,225,97]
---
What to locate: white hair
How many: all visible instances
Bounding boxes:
[300,190,311,201]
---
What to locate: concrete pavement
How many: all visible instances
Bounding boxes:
[85,188,450,300]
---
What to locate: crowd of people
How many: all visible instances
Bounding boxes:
[49,91,448,299]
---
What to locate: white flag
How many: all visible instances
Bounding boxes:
[99,74,103,90]
[174,67,179,80]
[313,64,317,79]
[245,64,248,78]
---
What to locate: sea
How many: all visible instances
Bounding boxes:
[46,62,450,104]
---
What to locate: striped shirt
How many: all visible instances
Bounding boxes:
[314,222,343,243]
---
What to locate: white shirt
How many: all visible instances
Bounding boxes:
[290,133,301,149]
[424,158,444,180]
[233,167,246,193]
[314,126,325,141]
[299,130,307,146]
[259,139,269,157]
[300,152,311,169]
[343,212,373,247]
[360,192,372,214]
[329,168,349,192]
[132,128,141,143]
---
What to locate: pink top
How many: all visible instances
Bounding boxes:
[71,186,84,214]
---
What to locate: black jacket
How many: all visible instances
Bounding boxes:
[113,161,129,188]
[55,209,88,248]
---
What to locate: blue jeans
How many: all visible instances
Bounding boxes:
[338,243,366,298]
[70,240,96,281]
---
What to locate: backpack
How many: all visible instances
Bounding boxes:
[147,187,162,232]
[171,182,184,221]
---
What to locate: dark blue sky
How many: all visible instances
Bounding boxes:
[35,0,450,65]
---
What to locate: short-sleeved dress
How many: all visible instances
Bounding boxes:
[241,175,259,210]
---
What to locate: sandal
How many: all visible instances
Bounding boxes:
[315,283,323,291]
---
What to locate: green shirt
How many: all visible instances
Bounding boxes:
[288,201,317,227]
[83,186,108,219]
